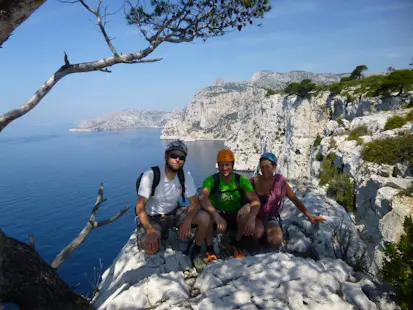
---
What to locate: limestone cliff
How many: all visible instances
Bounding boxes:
[161,72,413,276]
[69,109,171,132]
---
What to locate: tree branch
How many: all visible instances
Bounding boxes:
[94,206,129,228]
[50,184,129,269]
[0,52,162,132]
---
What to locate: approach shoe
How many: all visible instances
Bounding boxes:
[231,241,245,259]
[191,253,206,271]
[204,251,218,263]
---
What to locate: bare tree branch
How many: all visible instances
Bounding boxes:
[0,52,162,132]
[1,0,270,133]
[94,207,129,228]
[50,184,130,269]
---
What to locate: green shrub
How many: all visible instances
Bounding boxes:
[266,89,280,97]
[355,137,364,146]
[313,135,323,148]
[382,108,389,112]
[316,152,323,161]
[319,152,355,212]
[398,181,413,197]
[329,138,337,149]
[340,77,352,83]
[381,216,413,310]
[405,110,413,122]
[384,115,407,130]
[329,83,344,95]
[346,93,355,103]
[403,99,413,109]
[336,118,343,125]
[362,134,413,165]
[348,125,370,141]
[284,79,316,98]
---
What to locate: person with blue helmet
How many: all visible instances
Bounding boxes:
[250,152,325,249]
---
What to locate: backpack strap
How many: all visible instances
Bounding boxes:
[135,166,160,216]
[234,173,245,204]
[177,169,186,202]
[210,173,220,196]
[151,166,161,197]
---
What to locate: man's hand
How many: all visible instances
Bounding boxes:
[309,215,326,224]
[179,216,192,240]
[244,217,256,236]
[214,213,227,232]
[146,228,160,254]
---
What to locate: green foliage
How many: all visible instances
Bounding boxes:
[387,69,413,95]
[329,138,337,149]
[336,118,343,125]
[319,152,355,212]
[313,134,323,148]
[398,181,413,197]
[385,115,407,131]
[350,65,368,80]
[362,134,413,165]
[266,89,281,97]
[348,125,370,141]
[381,216,413,310]
[403,99,413,109]
[405,110,413,122]
[340,76,351,82]
[316,152,323,161]
[328,70,412,98]
[284,79,316,98]
[346,93,355,103]
[126,0,271,41]
[329,83,345,95]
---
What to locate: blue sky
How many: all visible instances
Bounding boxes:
[0,0,412,128]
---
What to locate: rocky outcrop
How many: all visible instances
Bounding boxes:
[161,72,413,276]
[311,107,413,275]
[69,110,171,132]
[92,183,399,309]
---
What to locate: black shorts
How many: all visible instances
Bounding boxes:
[216,209,240,231]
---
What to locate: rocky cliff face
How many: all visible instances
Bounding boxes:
[69,110,171,132]
[161,72,413,276]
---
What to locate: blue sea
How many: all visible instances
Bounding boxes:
[0,124,226,300]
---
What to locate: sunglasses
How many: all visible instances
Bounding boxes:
[169,153,186,161]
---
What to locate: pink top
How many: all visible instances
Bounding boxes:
[250,174,287,221]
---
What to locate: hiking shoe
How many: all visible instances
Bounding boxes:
[231,241,245,259]
[191,254,206,271]
[204,252,218,263]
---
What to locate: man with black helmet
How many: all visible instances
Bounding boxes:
[135,140,209,269]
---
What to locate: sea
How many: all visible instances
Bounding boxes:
[0,124,231,303]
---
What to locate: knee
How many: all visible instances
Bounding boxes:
[195,210,210,228]
[253,225,264,240]
[267,233,283,249]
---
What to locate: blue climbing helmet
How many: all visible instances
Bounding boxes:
[260,152,277,164]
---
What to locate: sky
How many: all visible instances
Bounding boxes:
[0,0,412,127]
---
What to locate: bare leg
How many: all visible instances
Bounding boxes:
[191,210,210,246]
[253,218,265,240]
[235,203,257,241]
[204,213,214,247]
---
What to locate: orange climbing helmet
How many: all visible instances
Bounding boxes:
[217,149,235,162]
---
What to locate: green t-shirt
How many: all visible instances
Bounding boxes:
[202,173,255,212]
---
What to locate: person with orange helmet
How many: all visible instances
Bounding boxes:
[199,148,262,260]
